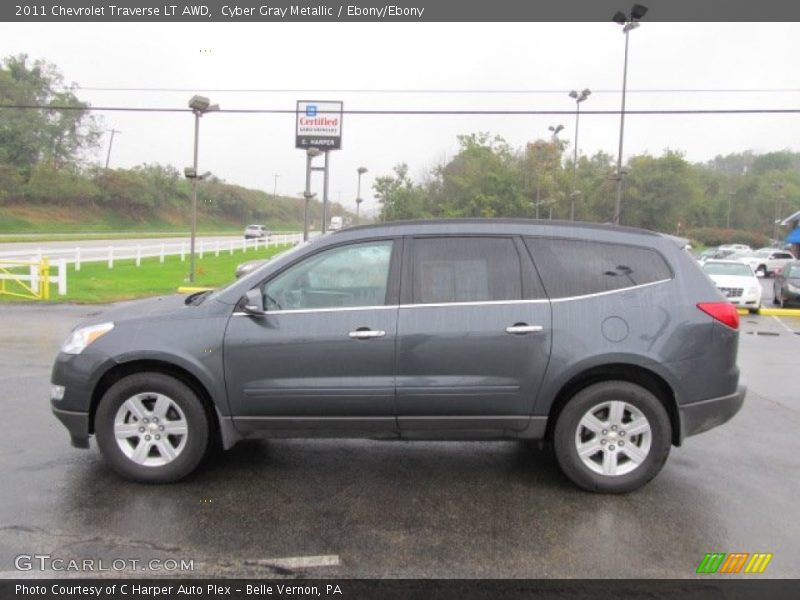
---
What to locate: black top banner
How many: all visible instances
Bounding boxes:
[4,0,800,22]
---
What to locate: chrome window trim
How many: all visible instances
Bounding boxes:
[549,278,672,303]
[400,299,548,309]
[231,278,672,316]
[233,304,396,316]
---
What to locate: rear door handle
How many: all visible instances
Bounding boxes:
[505,324,544,335]
[348,329,386,339]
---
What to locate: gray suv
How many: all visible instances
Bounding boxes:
[51,219,745,493]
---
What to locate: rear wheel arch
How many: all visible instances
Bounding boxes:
[545,363,681,446]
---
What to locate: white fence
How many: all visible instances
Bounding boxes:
[0,258,67,298]
[0,233,303,271]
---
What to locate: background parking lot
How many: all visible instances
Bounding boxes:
[1,280,798,578]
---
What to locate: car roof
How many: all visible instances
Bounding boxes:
[336,218,663,239]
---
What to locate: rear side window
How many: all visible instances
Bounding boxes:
[411,237,522,304]
[524,237,672,299]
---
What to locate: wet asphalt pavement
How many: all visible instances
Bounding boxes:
[1,280,799,579]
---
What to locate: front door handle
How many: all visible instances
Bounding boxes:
[505,324,544,335]
[349,329,386,339]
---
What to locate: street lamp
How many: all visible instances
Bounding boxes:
[356,166,368,222]
[304,148,322,241]
[612,4,648,225]
[187,95,219,283]
[548,124,564,140]
[568,88,591,220]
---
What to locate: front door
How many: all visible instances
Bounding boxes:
[224,238,400,434]
[396,236,552,433]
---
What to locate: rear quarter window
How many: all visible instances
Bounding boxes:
[524,237,673,299]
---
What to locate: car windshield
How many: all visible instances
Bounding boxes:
[703,262,753,277]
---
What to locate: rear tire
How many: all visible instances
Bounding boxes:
[95,372,209,483]
[553,381,672,494]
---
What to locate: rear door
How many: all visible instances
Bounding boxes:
[395,235,552,433]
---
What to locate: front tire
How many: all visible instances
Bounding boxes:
[553,381,672,494]
[95,372,209,483]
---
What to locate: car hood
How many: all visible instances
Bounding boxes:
[79,294,199,327]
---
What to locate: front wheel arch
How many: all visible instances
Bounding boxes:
[90,360,220,445]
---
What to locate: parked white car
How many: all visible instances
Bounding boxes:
[702,260,761,312]
[735,248,796,277]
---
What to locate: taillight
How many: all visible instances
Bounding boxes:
[697,302,740,330]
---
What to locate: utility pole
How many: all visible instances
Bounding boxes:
[105,129,121,169]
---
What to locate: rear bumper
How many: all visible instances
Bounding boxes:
[679,385,746,442]
[52,405,91,449]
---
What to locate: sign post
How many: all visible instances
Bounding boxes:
[296,101,343,234]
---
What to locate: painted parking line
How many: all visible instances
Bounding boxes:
[772,316,800,335]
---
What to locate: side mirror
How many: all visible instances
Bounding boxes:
[242,289,266,316]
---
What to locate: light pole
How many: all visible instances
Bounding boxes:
[727,190,735,229]
[772,182,785,241]
[568,89,591,220]
[548,124,564,141]
[104,129,121,169]
[304,148,322,241]
[612,4,648,225]
[273,174,279,197]
[186,95,219,283]
[356,166,368,222]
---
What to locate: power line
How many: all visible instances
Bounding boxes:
[68,86,800,95]
[3,104,800,116]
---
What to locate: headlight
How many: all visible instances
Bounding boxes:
[61,322,114,355]
[748,287,759,295]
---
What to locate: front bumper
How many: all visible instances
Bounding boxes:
[50,350,115,449]
[52,405,91,448]
[679,385,746,442]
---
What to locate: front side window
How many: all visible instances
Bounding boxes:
[525,237,673,298]
[411,237,522,304]
[263,240,393,310]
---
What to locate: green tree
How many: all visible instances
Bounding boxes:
[0,54,101,172]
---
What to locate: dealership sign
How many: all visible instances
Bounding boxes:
[296,100,343,150]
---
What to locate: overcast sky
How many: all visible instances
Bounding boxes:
[2,22,800,215]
